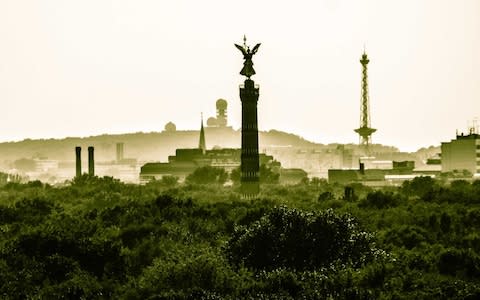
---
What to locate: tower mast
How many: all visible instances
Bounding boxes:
[198,113,206,155]
[354,50,376,154]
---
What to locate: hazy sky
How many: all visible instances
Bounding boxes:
[1,0,479,152]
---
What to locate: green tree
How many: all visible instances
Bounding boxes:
[186,166,228,185]
[159,175,179,186]
[359,190,402,209]
[259,164,279,184]
[402,176,438,200]
[230,167,240,184]
[226,206,381,271]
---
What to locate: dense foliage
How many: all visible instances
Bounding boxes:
[185,166,228,185]
[226,206,382,271]
[0,175,479,299]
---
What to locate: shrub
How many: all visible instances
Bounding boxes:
[401,176,438,200]
[225,206,381,271]
[383,225,430,249]
[359,191,402,209]
[131,247,242,298]
[438,248,480,278]
[186,166,228,185]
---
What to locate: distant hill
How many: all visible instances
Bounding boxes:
[0,127,317,165]
[0,127,438,169]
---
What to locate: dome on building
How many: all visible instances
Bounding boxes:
[207,117,218,127]
[164,122,176,132]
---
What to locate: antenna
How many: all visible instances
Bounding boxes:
[354,50,376,154]
[473,118,479,134]
[467,119,475,135]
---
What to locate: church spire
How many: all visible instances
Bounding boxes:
[199,113,206,154]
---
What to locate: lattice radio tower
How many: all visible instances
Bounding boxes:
[354,50,376,154]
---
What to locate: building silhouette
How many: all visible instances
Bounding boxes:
[140,120,276,183]
[327,160,439,186]
[354,51,376,154]
[139,107,307,185]
[441,130,480,175]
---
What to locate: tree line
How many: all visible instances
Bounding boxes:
[0,173,479,299]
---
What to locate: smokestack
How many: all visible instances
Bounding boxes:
[75,146,81,177]
[359,162,365,175]
[88,146,94,176]
[116,142,124,163]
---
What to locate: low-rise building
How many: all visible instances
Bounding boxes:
[140,148,276,183]
[328,160,436,186]
[441,133,480,175]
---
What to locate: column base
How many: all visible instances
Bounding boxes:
[241,181,260,197]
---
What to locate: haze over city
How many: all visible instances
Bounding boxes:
[1,0,479,152]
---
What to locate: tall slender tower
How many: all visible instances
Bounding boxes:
[88,146,95,176]
[235,36,261,196]
[198,113,206,155]
[354,51,376,154]
[116,142,124,163]
[75,146,82,178]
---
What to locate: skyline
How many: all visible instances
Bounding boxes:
[1,0,479,152]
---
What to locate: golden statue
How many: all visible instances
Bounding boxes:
[235,35,261,78]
